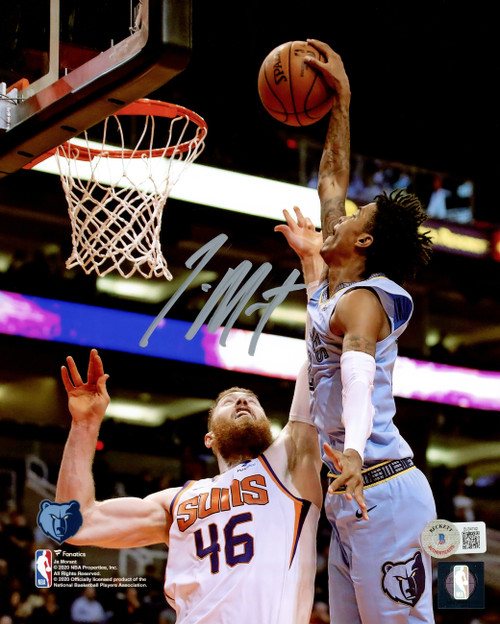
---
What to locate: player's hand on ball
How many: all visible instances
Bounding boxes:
[61,349,110,425]
[258,40,334,126]
[324,443,369,521]
[275,206,323,259]
[304,39,350,98]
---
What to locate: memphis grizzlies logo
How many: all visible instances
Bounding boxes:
[37,499,83,544]
[381,551,425,607]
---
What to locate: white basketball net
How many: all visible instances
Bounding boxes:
[55,109,206,280]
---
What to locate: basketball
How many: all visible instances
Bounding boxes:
[258,41,334,127]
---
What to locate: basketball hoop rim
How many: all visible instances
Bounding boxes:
[25,98,208,167]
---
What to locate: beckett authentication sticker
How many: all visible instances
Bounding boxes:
[420,519,460,559]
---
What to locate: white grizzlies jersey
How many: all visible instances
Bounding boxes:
[165,452,319,624]
[308,275,414,468]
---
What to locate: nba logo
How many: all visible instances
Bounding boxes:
[35,550,52,588]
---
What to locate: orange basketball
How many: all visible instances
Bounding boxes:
[258,41,334,127]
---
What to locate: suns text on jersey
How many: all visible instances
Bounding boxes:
[177,474,269,531]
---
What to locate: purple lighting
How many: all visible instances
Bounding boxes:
[1,290,499,411]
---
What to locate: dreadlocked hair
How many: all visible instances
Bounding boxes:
[363,189,433,285]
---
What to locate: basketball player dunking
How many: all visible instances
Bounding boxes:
[55,350,322,623]
[276,40,437,624]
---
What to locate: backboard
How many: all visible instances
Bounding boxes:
[0,0,192,177]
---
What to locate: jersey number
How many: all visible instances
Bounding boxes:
[194,512,254,573]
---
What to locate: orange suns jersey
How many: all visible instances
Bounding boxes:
[165,453,319,624]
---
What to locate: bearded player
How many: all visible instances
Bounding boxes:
[55,349,321,623]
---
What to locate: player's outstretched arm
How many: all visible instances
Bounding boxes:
[56,349,110,511]
[305,40,351,239]
[56,349,174,548]
[282,361,323,509]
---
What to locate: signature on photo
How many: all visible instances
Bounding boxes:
[140,234,305,356]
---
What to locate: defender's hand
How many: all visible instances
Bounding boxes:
[275,206,323,260]
[61,349,110,425]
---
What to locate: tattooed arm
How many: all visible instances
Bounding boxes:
[305,40,351,240]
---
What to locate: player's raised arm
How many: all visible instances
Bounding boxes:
[272,361,323,510]
[56,349,174,548]
[305,40,351,239]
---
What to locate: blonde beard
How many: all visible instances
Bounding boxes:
[211,415,273,463]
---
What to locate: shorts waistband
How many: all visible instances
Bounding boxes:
[327,457,415,492]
